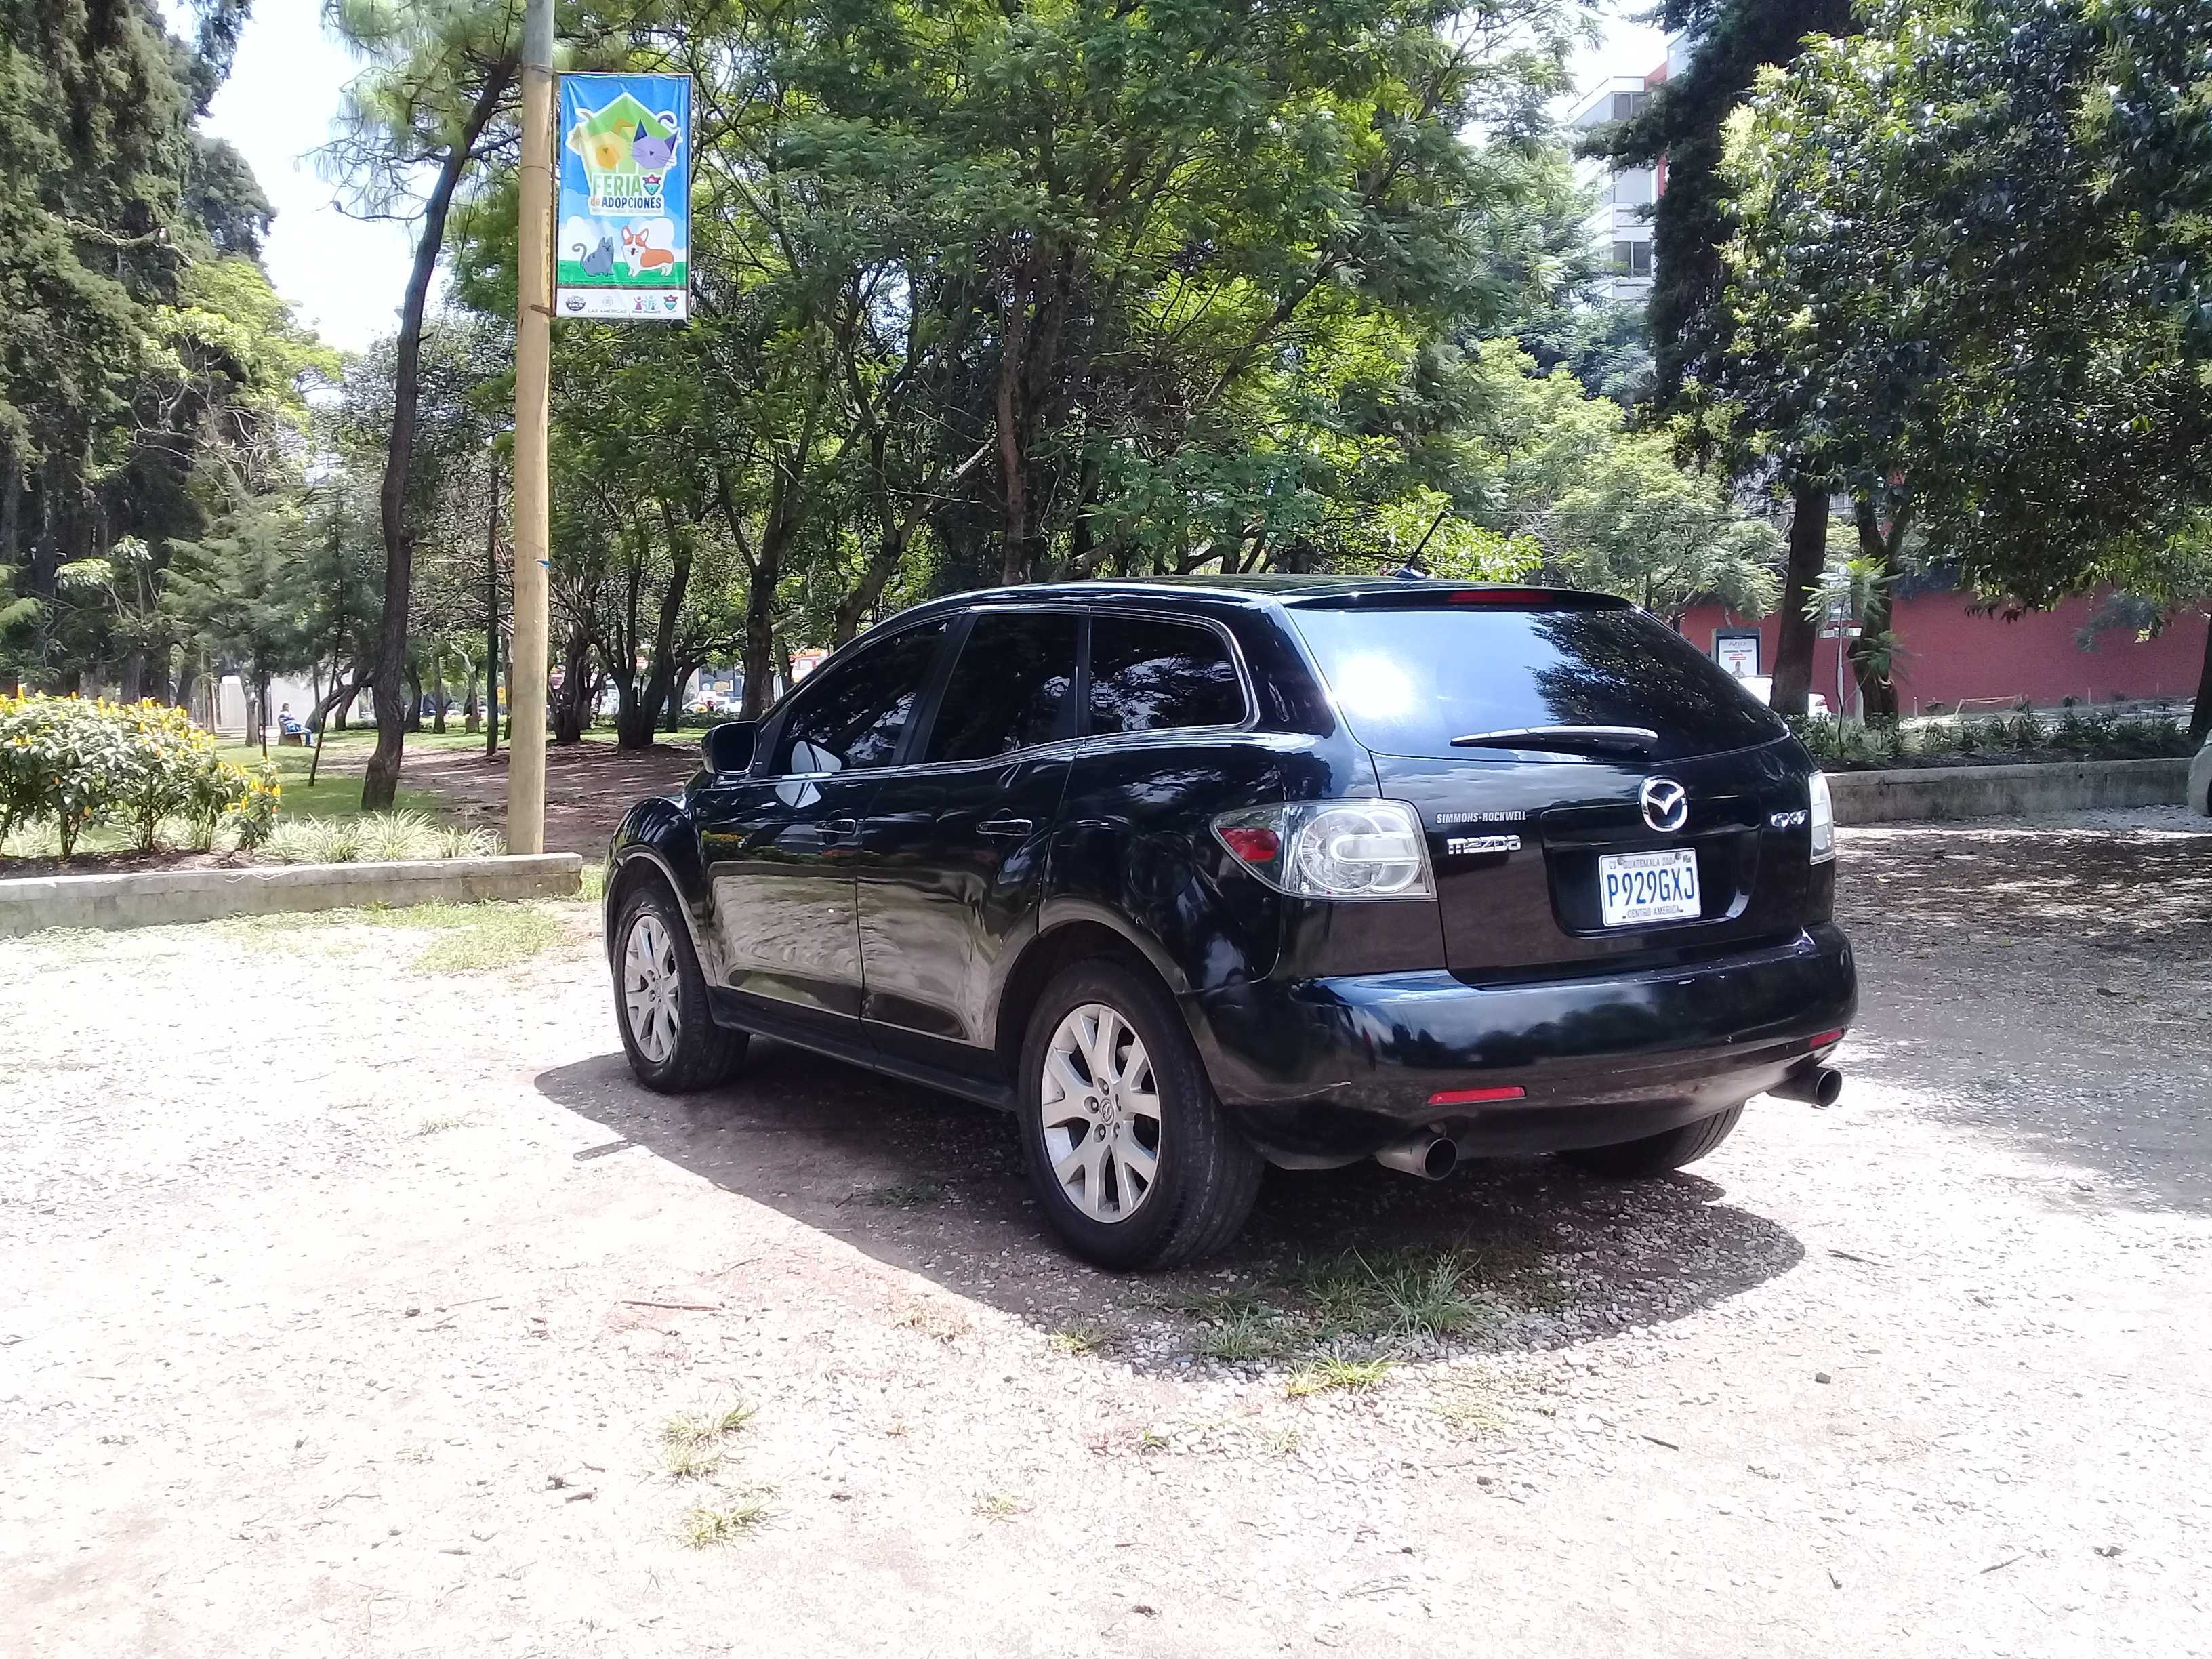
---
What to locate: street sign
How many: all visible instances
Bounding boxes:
[556,73,693,322]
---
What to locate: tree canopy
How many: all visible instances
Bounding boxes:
[1717,0,2212,733]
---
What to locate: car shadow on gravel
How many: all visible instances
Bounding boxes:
[535,1042,1803,1369]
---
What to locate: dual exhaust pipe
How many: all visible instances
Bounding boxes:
[1372,1062,1845,1181]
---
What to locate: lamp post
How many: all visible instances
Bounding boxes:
[508,0,554,853]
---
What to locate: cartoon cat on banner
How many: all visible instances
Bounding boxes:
[555,73,692,322]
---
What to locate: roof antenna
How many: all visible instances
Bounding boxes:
[1389,560,1426,581]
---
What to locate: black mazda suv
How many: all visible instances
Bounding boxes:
[604,578,1856,1269]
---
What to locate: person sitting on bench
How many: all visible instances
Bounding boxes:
[277,704,313,747]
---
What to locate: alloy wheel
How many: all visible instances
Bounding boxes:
[623,912,682,1064]
[1040,1002,1162,1223]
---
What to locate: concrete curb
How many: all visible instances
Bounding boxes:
[0,854,584,938]
[1826,757,2190,825]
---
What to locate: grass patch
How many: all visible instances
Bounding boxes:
[1196,1305,1285,1363]
[1434,1381,1507,1437]
[409,905,563,972]
[972,1492,1027,1521]
[414,1114,466,1136]
[681,1498,770,1547]
[661,1399,754,1481]
[859,1179,945,1209]
[893,1303,972,1343]
[1286,1357,1394,1399]
[1047,1322,1106,1356]
[1294,1248,1489,1343]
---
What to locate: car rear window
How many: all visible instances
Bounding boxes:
[1286,603,1786,762]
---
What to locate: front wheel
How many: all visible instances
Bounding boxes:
[1559,1104,1742,1179]
[613,880,749,1094]
[1018,960,1262,1271]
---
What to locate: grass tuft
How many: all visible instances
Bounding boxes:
[1286,1357,1394,1399]
[972,1492,1027,1521]
[1047,1322,1106,1356]
[681,1499,770,1547]
[1196,1305,1284,1363]
[861,1179,945,1209]
[414,1114,466,1136]
[661,1398,755,1480]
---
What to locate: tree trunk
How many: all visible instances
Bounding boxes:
[622,523,693,750]
[119,649,146,703]
[1849,494,1903,720]
[464,667,481,733]
[2190,616,2212,747]
[405,662,424,733]
[430,644,448,734]
[1769,483,1828,718]
[553,622,590,744]
[361,67,512,810]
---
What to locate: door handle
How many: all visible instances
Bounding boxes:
[976,815,1034,838]
[820,816,861,840]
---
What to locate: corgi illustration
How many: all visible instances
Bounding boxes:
[621,219,680,275]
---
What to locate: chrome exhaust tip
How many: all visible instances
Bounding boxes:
[1376,1134,1458,1180]
[1771,1063,1843,1108]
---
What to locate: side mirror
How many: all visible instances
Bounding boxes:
[701,720,758,777]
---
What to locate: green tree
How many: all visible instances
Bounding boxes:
[1718,0,2212,736]
[1588,0,1853,715]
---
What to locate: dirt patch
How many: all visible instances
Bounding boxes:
[399,741,699,857]
[3,815,2207,1656]
[0,846,247,878]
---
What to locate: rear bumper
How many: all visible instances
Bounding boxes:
[1188,925,1857,1165]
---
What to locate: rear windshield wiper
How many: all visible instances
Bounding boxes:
[1449,724,1658,755]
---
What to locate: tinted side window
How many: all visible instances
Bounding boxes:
[926,611,1080,763]
[1087,616,1244,735]
[773,622,947,774]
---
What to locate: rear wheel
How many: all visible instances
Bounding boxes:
[1018,960,1262,1271]
[1560,1105,1742,1179]
[613,880,748,1094]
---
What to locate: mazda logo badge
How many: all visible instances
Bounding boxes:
[1641,778,1689,833]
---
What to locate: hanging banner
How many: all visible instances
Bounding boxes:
[556,72,691,322]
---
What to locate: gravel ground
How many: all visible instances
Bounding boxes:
[3,808,2209,1657]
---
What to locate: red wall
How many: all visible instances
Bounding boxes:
[1675,590,2211,714]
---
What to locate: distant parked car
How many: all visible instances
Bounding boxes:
[1737,676,1832,718]
[602,577,1856,1269]
[2190,731,2211,816]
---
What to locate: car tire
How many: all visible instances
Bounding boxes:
[1559,1104,1743,1179]
[1018,959,1263,1271]
[612,878,749,1094]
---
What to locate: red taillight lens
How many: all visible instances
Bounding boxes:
[1427,1085,1527,1106]
[1810,1029,1845,1050]
[1217,825,1281,863]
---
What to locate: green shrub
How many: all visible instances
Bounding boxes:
[0,693,262,861]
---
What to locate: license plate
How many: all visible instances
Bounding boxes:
[1599,848,1701,928]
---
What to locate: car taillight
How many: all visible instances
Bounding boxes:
[1212,801,1435,899]
[1809,771,1835,864]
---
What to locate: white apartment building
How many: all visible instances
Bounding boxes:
[1566,73,1660,303]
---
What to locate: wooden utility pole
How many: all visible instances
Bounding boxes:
[484,447,501,760]
[508,0,554,853]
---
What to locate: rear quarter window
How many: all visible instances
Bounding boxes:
[1286,604,1786,762]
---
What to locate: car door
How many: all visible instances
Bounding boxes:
[858,607,1083,1067]
[693,619,950,1025]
